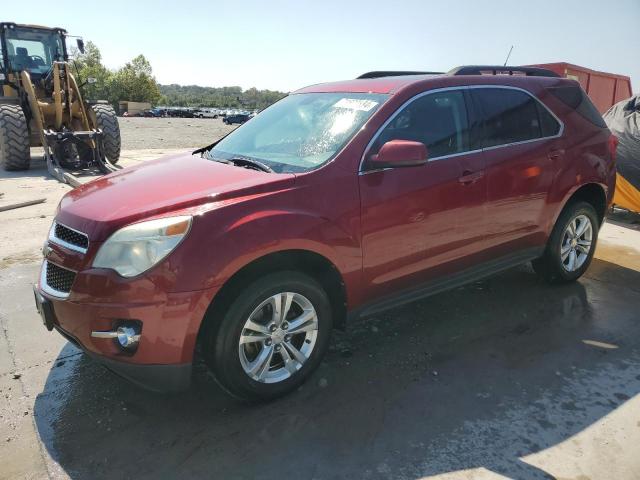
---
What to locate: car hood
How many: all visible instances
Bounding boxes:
[56,152,296,241]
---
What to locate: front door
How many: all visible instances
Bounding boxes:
[358,88,487,303]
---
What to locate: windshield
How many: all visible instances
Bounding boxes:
[5,27,65,75]
[207,92,388,173]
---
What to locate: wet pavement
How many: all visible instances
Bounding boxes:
[1,228,639,479]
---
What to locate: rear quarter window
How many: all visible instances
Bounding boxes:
[546,85,607,128]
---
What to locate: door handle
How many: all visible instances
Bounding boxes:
[458,170,484,185]
[548,149,565,160]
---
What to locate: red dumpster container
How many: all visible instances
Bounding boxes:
[532,62,633,113]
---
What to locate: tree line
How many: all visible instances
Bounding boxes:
[73,42,286,110]
[159,84,286,109]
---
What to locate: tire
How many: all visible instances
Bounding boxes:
[532,201,599,284]
[204,271,333,402]
[0,104,30,171]
[90,104,121,164]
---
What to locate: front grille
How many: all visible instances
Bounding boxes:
[45,262,76,294]
[53,223,89,251]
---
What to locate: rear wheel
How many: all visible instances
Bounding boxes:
[532,201,599,283]
[204,271,333,402]
[0,104,30,171]
[90,104,121,164]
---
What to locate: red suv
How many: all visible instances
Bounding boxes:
[34,66,617,401]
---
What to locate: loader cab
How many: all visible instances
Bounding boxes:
[0,23,68,83]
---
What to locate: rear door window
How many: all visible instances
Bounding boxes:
[472,88,559,148]
[537,101,562,137]
[370,89,471,160]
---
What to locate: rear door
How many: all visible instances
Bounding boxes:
[470,87,563,257]
[358,88,487,302]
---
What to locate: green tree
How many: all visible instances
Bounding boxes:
[157,84,286,109]
[110,54,161,104]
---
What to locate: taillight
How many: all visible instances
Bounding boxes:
[608,134,619,163]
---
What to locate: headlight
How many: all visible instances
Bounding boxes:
[93,216,192,277]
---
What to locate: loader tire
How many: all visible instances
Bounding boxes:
[91,104,121,164]
[0,105,30,171]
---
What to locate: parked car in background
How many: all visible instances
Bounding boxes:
[35,66,616,401]
[224,113,250,125]
[194,109,219,119]
[142,109,165,118]
[167,108,195,118]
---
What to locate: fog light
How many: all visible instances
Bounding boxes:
[116,326,140,349]
[91,322,141,351]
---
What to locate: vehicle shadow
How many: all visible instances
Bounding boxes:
[0,153,49,181]
[607,208,640,231]
[33,259,640,480]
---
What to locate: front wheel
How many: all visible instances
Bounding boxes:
[204,271,333,402]
[532,201,599,284]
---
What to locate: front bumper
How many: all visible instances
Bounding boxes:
[56,324,192,393]
[36,260,220,393]
[92,354,193,393]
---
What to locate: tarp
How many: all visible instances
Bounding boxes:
[613,174,640,213]
[603,95,640,213]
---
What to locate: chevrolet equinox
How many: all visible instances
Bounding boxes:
[34,66,617,401]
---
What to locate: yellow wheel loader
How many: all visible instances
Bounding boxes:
[0,22,120,184]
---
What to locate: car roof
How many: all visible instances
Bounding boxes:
[295,75,442,95]
[294,73,577,96]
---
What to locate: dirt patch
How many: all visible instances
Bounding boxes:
[0,251,42,269]
[119,117,235,150]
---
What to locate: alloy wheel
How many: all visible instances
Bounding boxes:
[560,214,593,272]
[238,292,318,383]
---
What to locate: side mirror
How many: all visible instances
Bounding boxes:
[76,38,85,54]
[369,140,428,169]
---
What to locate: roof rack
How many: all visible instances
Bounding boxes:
[448,65,560,78]
[356,66,560,80]
[357,71,443,79]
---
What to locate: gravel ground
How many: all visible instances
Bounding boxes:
[119,117,235,150]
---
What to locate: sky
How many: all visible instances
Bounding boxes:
[8,0,640,93]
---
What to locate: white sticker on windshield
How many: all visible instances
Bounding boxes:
[334,98,378,112]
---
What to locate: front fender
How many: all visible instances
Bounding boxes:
[212,209,357,286]
[172,204,362,294]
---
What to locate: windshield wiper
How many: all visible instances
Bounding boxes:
[208,156,233,165]
[229,157,274,173]
[208,155,273,173]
